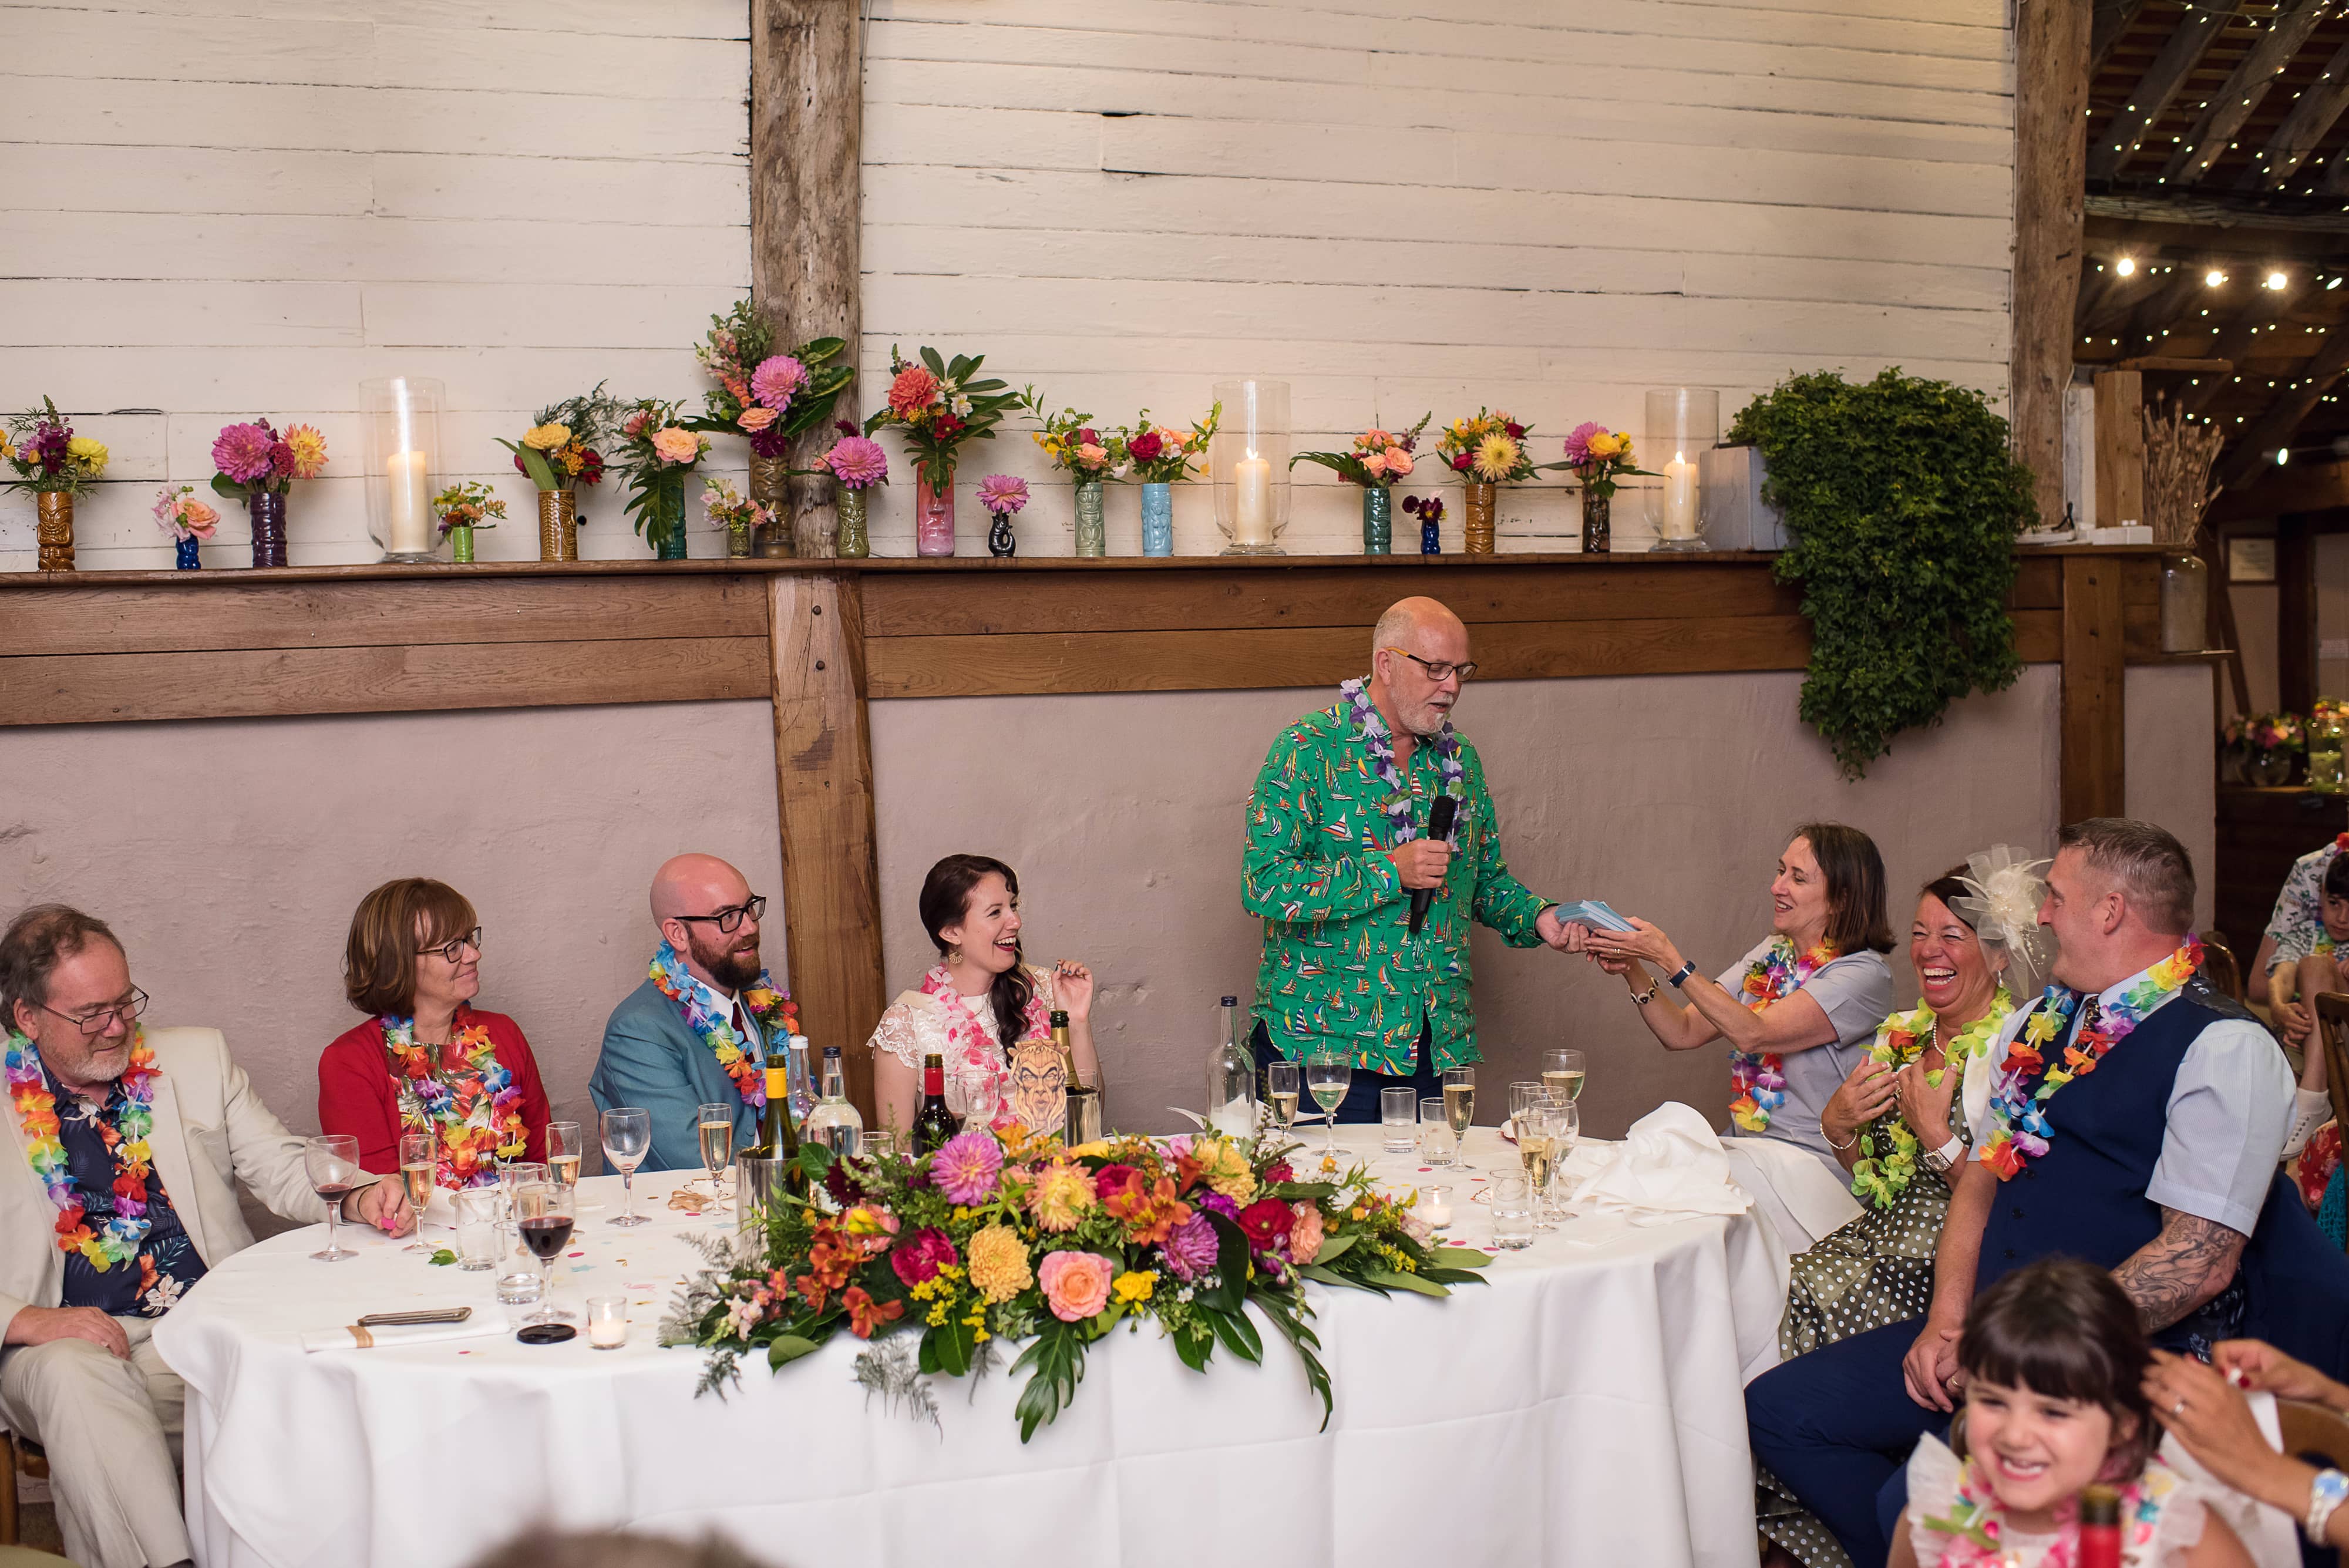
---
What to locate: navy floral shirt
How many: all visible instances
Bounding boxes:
[49,1062,207,1317]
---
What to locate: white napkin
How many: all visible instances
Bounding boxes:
[299,1320,511,1353]
[1558,1102,1754,1225]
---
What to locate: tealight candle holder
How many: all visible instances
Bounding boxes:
[1211,379,1289,555]
[361,376,446,563]
[1643,388,1717,553]
[585,1295,629,1350]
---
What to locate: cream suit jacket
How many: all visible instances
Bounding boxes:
[0,1025,339,1333]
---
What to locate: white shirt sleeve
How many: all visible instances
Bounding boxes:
[2145,1018,2296,1236]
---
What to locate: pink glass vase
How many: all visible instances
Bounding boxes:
[916,465,955,557]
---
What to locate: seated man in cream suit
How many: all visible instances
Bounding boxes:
[0,905,412,1568]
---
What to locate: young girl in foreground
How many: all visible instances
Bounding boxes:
[1889,1257,2252,1568]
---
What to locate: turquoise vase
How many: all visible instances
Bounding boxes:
[1362,486,1392,555]
[1073,480,1106,557]
[1140,482,1173,556]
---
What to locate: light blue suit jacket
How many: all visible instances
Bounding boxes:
[588,978,762,1172]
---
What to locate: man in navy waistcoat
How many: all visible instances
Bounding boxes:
[1746,818,2301,1568]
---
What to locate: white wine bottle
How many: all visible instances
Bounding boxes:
[803,1044,864,1156]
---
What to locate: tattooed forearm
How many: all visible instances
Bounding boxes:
[2112,1210,2247,1332]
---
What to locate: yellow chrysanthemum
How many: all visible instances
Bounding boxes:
[523,422,573,452]
[1471,433,1520,482]
[1192,1138,1257,1203]
[1111,1270,1156,1305]
[1028,1161,1098,1232]
[283,423,328,480]
[66,436,109,474]
[968,1223,1035,1303]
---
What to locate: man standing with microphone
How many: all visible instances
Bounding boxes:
[1242,595,1574,1121]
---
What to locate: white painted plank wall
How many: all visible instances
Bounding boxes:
[0,0,753,570]
[856,0,2015,556]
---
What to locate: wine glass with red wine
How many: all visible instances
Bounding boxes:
[513,1180,576,1323]
[305,1133,364,1262]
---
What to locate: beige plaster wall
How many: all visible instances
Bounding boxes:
[2126,663,2219,933]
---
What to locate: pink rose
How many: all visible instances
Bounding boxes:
[1360,451,1386,477]
[738,406,778,432]
[1289,1202,1324,1265]
[1036,1250,1114,1322]
[651,427,699,465]
[1383,447,1414,477]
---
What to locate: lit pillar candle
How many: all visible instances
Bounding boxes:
[1234,452,1273,546]
[1661,450,1698,539]
[386,449,433,555]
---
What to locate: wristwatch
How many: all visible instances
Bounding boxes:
[1920,1136,1967,1175]
[1666,960,1697,989]
[2309,1468,2348,1546]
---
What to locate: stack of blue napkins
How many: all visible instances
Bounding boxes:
[1552,899,1634,931]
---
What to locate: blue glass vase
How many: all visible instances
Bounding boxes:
[1140,482,1173,556]
[174,536,201,570]
[1421,519,1441,554]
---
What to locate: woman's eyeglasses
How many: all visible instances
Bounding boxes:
[416,928,484,964]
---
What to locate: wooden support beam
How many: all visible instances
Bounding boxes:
[2279,513,2320,714]
[2243,36,2349,190]
[2017,0,2093,529]
[2087,191,2349,231]
[2210,455,2349,520]
[2096,369,2147,528]
[2061,555,2129,823]
[2160,0,2328,186]
[766,574,886,1121]
[2092,0,2151,72]
[750,0,861,560]
[2109,355,2233,372]
[2089,5,2234,182]
[2215,319,2349,488]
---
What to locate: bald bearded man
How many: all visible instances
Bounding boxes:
[588,854,800,1171]
[1243,597,1575,1121]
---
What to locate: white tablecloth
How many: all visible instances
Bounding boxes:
[156,1128,1789,1568]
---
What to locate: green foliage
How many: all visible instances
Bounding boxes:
[1726,368,2037,777]
[427,1248,456,1266]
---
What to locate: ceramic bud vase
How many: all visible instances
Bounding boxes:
[537,490,578,562]
[1462,482,1496,555]
[1140,482,1174,556]
[1581,490,1611,554]
[1421,517,1441,555]
[988,509,1018,557]
[248,492,288,568]
[446,524,476,564]
[837,487,870,558]
[916,466,956,557]
[35,493,73,571]
[749,453,795,558]
[174,536,201,570]
[1361,486,1392,555]
[1072,480,1108,557]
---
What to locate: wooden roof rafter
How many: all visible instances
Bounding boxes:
[2159,0,2331,186]
[2243,33,2349,186]
[2091,1,2242,182]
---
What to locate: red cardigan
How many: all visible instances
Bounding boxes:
[318,1008,552,1175]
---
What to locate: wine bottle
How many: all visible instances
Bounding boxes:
[1051,1010,1078,1088]
[911,1051,958,1157]
[744,1061,807,1196]
[1206,994,1257,1138]
[803,1044,864,1156]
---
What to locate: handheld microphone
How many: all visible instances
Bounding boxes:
[1408,795,1458,937]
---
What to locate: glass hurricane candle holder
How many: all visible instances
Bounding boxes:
[1211,379,1290,556]
[361,376,446,563]
[1643,388,1718,553]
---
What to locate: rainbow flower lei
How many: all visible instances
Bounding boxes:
[1340,675,1463,870]
[649,940,800,1111]
[1849,991,2012,1210]
[1979,938,2202,1181]
[5,1026,159,1269]
[1729,938,1839,1133]
[381,1010,526,1188]
[1919,1449,2170,1566]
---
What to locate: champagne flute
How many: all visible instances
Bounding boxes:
[545,1120,583,1186]
[1544,1047,1587,1104]
[696,1102,734,1209]
[304,1133,363,1262]
[600,1108,651,1228]
[1521,1102,1560,1230]
[1442,1066,1477,1172]
[1266,1060,1301,1134]
[514,1179,576,1324]
[398,1129,436,1253]
[1304,1048,1351,1155]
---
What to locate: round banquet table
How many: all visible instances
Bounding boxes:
[156,1126,1790,1568]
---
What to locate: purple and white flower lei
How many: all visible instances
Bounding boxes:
[1339,675,1463,847]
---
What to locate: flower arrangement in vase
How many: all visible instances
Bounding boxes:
[614,400,711,560]
[1402,493,1445,555]
[978,474,1029,557]
[1434,409,1542,555]
[5,399,109,571]
[1018,391,1128,557]
[1294,415,1429,557]
[664,1125,1489,1439]
[689,300,853,509]
[702,476,774,560]
[497,383,618,562]
[1118,405,1217,557]
[153,484,218,570]
[864,346,1019,557]
[430,481,504,564]
[211,417,327,567]
[2225,711,2304,787]
[814,422,889,559]
[1561,422,1654,555]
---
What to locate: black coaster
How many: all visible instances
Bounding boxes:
[517,1323,577,1345]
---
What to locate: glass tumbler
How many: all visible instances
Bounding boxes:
[1419,1096,1456,1166]
[1381,1086,1417,1152]
[1490,1173,1537,1249]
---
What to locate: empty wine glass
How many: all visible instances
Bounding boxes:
[1304,1048,1351,1155]
[398,1129,436,1253]
[1266,1060,1301,1135]
[601,1108,651,1228]
[513,1179,576,1324]
[304,1134,363,1262]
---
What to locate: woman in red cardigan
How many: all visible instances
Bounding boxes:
[318,877,551,1185]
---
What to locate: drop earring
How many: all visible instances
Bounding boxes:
[947,945,963,966]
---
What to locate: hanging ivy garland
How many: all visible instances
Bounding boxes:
[1726,368,2038,778]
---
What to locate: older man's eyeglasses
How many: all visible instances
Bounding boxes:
[673,896,766,935]
[416,928,484,965]
[35,988,149,1037]
[1384,647,1479,683]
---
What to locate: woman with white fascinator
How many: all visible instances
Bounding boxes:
[1756,846,2054,1568]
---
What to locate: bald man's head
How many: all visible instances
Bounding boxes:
[1368,596,1471,736]
[651,853,763,992]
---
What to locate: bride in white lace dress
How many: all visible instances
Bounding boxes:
[867,854,1098,1138]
